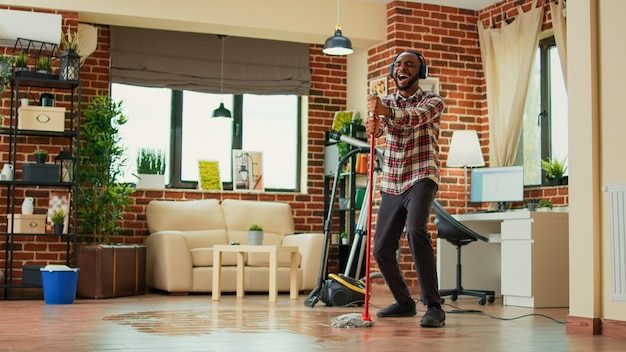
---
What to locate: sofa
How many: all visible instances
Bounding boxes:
[145,198,324,294]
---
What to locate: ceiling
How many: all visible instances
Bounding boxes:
[367,0,502,11]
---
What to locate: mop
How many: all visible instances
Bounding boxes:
[330,126,377,328]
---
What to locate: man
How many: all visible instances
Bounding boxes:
[366,50,445,327]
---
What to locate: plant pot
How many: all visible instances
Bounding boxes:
[248,230,264,245]
[35,154,47,164]
[136,174,165,189]
[53,223,64,235]
[341,237,350,245]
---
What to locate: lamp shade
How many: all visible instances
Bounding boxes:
[447,130,485,167]
[212,102,232,118]
[323,28,353,56]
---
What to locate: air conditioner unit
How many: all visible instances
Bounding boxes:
[0,9,62,47]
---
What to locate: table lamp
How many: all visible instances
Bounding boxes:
[447,130,485,211]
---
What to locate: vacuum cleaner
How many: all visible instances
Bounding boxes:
[305,131,381,308]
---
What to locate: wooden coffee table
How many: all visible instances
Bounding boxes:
[211,244,299,302]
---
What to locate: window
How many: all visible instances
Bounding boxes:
[112,84,303,191]
[519,36,568,186]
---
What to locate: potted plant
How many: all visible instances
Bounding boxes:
[51,209,66,235]
[340,231,350,245]
[59,28,80,80]
[76,95,143,299]
[13,53,29,71]
[135,148,166,189]
[537,199,553,212]
[541,156,568,185]
[248,223,264,245]
[36,57,53,74]
[0,54,13,96]
[33,148,49,164]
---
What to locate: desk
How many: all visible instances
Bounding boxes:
[212,245,299,302]
[437,210,569,308]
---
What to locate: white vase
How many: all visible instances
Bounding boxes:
[22,197,34,215]
[248,230,264,245]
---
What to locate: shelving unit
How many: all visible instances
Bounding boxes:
[1,74,81,299]
[323,127,368,276]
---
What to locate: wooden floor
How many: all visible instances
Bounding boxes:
[1,289,625,352]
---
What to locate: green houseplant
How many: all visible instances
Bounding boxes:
[78,94,133,243]
[0,54,13,96]
[136,148,166,189]
[33,148,49,164]
[36,57,53,73]
[541,156,568,185]
[248,223,264,245]
[51,209,66,235]
[76,95,143,299]
[13,53,29,70]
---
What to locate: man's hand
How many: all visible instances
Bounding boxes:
[368,95,390,117]
[366,115,380,136]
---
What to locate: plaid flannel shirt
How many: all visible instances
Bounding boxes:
[377,88,444,195]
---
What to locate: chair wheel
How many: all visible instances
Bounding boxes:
[488,296,496,303]
[440,298,445,304]
[451,295,458,301]
[478,297,487,305]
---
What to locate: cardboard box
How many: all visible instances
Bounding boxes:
[7,214,47,234]
[22,163,59,183]
[18,106,66,132]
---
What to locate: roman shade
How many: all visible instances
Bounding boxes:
[110,26,311,95]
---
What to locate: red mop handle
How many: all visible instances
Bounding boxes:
[362,127,376,322]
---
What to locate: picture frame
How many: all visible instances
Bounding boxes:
[197,160,222,190]
[369,76,387,97]
[419,76,440,94]
[232,150,264,191]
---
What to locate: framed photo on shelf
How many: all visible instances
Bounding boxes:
[232,150,264,191]
[419,77,440,94]
[369,76,387,97]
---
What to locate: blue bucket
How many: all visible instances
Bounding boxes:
[40,266,80,304]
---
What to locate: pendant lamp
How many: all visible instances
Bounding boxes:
[213,35,232,118]
[323,0,353,56]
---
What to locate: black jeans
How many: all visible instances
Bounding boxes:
[372,179,440,306]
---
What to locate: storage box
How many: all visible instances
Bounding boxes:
[7,214,47,234]
[17,106,66,132]
[22,265,43,286]
[22,163,59,182]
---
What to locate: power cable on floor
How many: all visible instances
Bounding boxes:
[442,302,566,324]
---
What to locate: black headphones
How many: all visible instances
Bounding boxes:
[389,51,428,79]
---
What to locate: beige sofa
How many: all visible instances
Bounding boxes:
[145,198,324,294]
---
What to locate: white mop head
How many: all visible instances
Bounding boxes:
[330,313,375,328]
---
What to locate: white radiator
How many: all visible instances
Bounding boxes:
[605,183,626,302]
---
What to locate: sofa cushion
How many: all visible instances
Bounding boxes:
[220,199,295,235]
[147,199,225,234]
[190,247,239,266]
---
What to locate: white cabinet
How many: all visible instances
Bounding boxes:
[500,213,569,308]
[448,210,570,308]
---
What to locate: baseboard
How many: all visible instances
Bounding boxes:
[567,315,626,337]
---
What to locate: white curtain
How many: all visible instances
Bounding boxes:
[550,0,568,88]
[477,0,544,167]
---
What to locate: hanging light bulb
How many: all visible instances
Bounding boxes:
[213,35,232,118]
[323,0,353,56]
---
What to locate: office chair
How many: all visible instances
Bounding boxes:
[433,200,496,305]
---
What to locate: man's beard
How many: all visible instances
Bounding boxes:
[394,73,419,91]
